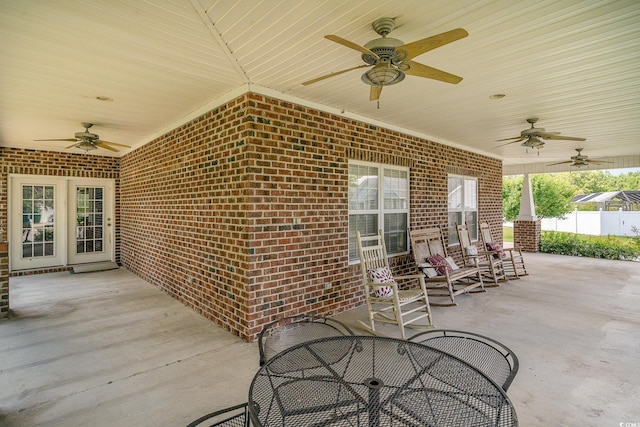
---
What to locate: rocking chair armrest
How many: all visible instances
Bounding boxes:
[393,274,426,282]
[475,250,496,257]
[483,249,503,256]
[502,247,522,255]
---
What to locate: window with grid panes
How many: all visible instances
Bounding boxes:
[348,161,410,262]
[448,175,478,245]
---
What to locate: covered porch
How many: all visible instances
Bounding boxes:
[1,252,638,426]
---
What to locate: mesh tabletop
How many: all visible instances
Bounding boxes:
[249,335,517,427]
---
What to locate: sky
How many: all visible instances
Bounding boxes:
[606,167,640,176]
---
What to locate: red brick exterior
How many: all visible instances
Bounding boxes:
[119,93,503,340]
[514,220,541,252]
[0,93,503,331]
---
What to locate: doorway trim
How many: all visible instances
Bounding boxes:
[8,174,115,272]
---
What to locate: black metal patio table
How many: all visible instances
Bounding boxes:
[248,335,517,426]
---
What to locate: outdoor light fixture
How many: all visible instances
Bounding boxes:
[76,140,98,152]
[361,64,406,86]
[523,137,545,149]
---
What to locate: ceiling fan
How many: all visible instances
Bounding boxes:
[302,17,468,102]
[494,118,586,152]
[34,122,130,152]
[547,148,613,168]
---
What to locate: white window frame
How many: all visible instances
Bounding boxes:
[348,160,410,263]
[447,174,478,246]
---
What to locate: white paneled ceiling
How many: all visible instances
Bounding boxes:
[1,0,639,174]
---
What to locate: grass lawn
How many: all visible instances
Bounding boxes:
[503,226,513,243]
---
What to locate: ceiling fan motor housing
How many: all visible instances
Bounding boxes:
[521,127,545,138]
[75,131,99,141]
[362,37,406,65]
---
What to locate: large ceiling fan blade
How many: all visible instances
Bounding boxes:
[398,28,468,61]
[34,138,78,142]
[404,60,462,84]
[302,64,369,86]
[96,143,118,152]
[66,143,79,149]
[324,35,380,59]
[492,138,526,149]
[496,136,525,142]
[537,131,561,137]
[97,139,130,148]
[370,85,383,101]
[540,134,586,141]
[547,160,574,166]
[587,160,614,164]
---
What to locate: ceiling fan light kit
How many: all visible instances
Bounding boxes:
[75,140,98,152]
[361,64,405,86]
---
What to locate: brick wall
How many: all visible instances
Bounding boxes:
[514,220,541,252]
[119,92,503,340]
[0,147,120,318]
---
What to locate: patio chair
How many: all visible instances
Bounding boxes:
[408,329,519,391]
[480,222,528,278]
[258,313,354,366]
[258,316,361,421]
[409,227,485,306]
[456,222,507,286]
[356,230,434,339]
[185,402,249,427]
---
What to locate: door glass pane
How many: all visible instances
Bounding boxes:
[21,184,55,258]
[76,187,104,254]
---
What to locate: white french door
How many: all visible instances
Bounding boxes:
[9,176,114,271]
[67,179,114,265]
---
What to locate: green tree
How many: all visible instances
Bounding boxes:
[502,174,577,220]
[532,174,576,219]
[568,170,615,194]
[613,171,640,190]
[502,176,522,221]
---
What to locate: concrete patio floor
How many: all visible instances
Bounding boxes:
[1,252,639,426]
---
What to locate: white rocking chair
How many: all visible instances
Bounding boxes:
[356,230,434,339]
[456,222,508,286]
[480,222,528,278]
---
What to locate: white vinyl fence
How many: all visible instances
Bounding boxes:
[539,209,640,236]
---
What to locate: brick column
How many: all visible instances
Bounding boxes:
[0,242,8,319]
[513,220,540,252]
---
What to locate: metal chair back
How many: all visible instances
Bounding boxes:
[258,313,354,366]
[186,402,249,427]
[409,329,519,391]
